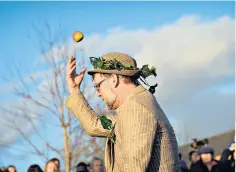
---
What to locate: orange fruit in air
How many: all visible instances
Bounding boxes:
[73,31,84,42]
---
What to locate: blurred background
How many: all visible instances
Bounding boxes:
[0,1,235,172]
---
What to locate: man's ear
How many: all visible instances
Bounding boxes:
[111,74,119,88]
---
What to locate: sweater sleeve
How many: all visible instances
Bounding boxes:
[65,92,116,137]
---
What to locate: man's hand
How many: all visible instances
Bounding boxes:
[66,56,87,94]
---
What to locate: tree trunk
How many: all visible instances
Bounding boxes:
[62,125,71,172]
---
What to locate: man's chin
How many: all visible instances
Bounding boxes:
[105,105,112,111]
[104,104,114,111]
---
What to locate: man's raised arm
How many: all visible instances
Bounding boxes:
[65,56,115,137]
[65,91,115,137]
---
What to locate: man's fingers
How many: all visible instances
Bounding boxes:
[67,56,75,68]
[69,60,76,69]
[73,68,87,84]
[68,56,73,65]
[66,56,87,85]
[67,56,76,73]
[70,56,75,63]
[68,66,76,76]
[79,67,87,75]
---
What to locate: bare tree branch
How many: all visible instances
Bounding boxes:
[0,116,48,161]
[1,22,104,172]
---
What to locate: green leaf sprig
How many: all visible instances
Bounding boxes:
[139,65,158,94]
[90,57,136,71]
[90,57,156,78]
[140,65,157,79]
[99,116,116,144]
[90,57,158,94]
[100,116,113,130]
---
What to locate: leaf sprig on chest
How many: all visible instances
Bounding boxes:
[99,116,116,144]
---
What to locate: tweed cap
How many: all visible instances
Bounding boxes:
[87,52,141,77]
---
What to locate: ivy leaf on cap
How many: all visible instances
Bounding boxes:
[140,65,157,79]
[150,66,157,77]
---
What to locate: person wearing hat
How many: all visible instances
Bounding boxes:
[65,52,180,172]
[190,146,218,172]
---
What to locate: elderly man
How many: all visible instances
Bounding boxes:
[65,52,180,172]
[90,157,104,172]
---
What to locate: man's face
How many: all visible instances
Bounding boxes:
[201,153,212,163]
[92,160,103,172]
[8,167,16,172]
[93,74,117,110]
[191,152,199,163]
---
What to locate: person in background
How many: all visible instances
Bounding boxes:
[0,168,7,172]
[87,163,91,172]
[217,142,235,172]
[7,165,16,172]
[44,160,59,172]
[178,153,189,172]
[27,164,43,172]
[76,162,89,172]
[190,146,218,172]
[189,150,199,169]
[90,157,104,172]
[50,158,60,171]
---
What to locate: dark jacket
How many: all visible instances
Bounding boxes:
[180,167,189,172]
[179,160,189,172]
[190,163,196,170]
[217,149,235,172]
[190,160,218,172]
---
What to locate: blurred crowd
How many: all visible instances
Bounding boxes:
[179,141,235,172]
[0,157,104,172]
[1,142,234,172]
